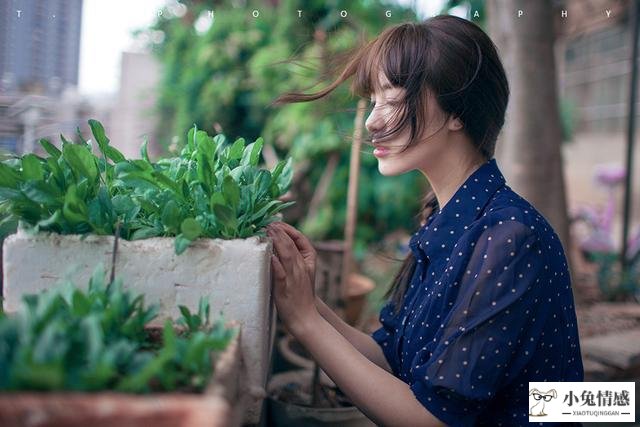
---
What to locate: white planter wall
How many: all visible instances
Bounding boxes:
[2,230,275,425]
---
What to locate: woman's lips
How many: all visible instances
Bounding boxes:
[373,146,390,158]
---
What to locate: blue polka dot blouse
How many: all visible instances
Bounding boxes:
[371,158,584,426]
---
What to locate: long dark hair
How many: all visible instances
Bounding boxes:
[272,16,509,314]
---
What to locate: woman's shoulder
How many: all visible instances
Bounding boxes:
[477,185,558,241]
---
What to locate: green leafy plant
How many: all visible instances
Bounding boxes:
[0,264,236,393]
[148,0,423,257]
[0,119,294,254]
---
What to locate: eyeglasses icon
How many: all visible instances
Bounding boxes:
[532,393,553,402]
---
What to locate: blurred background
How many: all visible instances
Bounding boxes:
[2,0,640,391]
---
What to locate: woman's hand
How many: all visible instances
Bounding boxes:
[266,222,320,336]
[270,222,317,283]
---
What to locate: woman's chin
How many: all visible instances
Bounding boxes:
[377,161,403,177]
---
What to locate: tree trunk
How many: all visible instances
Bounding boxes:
[487,0,572,264]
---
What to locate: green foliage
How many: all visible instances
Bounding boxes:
[0,265,236,393]
[0,120,294,255]
[588,251,640,301]
[147,0,425,253]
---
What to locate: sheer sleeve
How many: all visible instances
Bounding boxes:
[371,301,401,376]
[409,218,550,426]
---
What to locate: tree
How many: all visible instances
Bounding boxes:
[487,0,572,255]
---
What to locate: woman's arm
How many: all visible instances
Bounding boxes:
[292,311,447,427]
[267,222,444,426]
[315,296,393,373]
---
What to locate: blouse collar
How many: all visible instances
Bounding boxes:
[409,158,507,262]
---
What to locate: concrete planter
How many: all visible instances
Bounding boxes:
[0,328,244,427]
[2,230,275,425]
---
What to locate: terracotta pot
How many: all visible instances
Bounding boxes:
[277,334,314,371]
[345,273,375,326]
[0,327,244,427]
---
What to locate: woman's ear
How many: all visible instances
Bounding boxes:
[447,116,464,131]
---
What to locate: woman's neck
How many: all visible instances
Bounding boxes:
[422,151,487,212]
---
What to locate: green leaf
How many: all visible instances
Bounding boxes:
[250,137,264,166]
[270,158,287,184]
[71,290,91,316]
[60,133,73,145]
[76,126,88,145]
[0,162,21,188]
[39,139,62,159]
[62,184,88,224]
[209,192,225,212]
[213,204,237,230]
[198,297,210,326]
[174,234,192,255]
[254,170,271,199]
[140,138,150,163]
[221,175,240,210]
[179,305,192,324]
[131,227,160,240]
[196,152,213,192]
[180,218,201,240]
[194,129,211,152]
[0,187,21,200]
[104,146,126,163]
[151,171,182,196]
[277,157,293,194]
[62,143,98,183]
[161,200,181,231]
[187,125,197,152]
[88,119,110,155]
[21,154,44,181]
[112,195,140,223]
[21,181,59,205]
[229,138,245,160]
[36,210,62,228]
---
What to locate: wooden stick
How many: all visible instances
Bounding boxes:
[340,99,367,314]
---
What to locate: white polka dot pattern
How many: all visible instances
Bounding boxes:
[371,158,584,426]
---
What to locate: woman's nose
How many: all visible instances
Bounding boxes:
[365,108,383,135]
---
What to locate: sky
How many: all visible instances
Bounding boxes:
[78,0,447,96]
[78,0,168,95]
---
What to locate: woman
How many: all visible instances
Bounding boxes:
[266,15,584,427]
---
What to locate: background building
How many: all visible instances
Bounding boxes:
[0,0,83,95]
[556,0,631,132]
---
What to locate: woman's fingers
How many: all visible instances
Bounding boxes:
[271,254,286,282]
[269,222,317,277]
[267,226,299,275]
[271,222,315,254]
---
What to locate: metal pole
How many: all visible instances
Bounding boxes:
[621,0,639,281]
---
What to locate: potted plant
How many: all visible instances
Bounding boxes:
[267,369,375,427]
[0,120,293,423]
[0,265,242,427]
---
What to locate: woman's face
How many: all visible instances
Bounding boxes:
[365,70,453,176]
